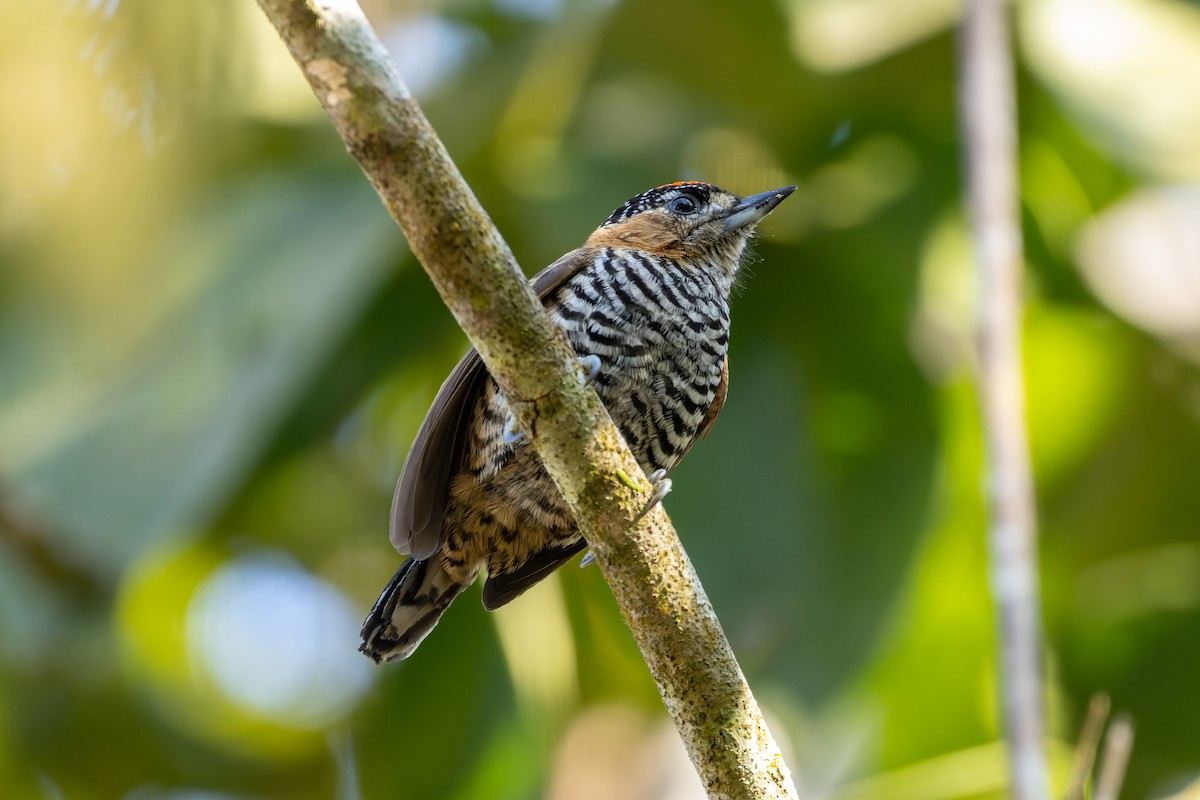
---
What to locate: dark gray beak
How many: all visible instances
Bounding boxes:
[723,185,798,231]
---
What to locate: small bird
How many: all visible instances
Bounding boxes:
[360,180,795,662]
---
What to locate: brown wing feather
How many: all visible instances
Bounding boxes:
[481,538,588,610]
[389,248,597,559]
[389,350,486,559]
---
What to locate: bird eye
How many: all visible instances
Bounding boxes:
[667,195,699,214]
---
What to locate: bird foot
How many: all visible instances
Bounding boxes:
[502,414,525,446]
[504,355,602,446]
[578,354,602,386]
[633,468,672,522]
[583,462,676,568]
[581,469,671,567]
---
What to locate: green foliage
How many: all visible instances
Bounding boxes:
[2,0,1199,798]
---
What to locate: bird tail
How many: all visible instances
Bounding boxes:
[359,558,470,663]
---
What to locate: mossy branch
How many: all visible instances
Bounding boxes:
[255,1,798,797]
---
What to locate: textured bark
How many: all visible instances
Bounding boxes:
[960,1,1049,798]
[255,1,798,797]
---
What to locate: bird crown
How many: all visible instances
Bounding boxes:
[601,181,721,226]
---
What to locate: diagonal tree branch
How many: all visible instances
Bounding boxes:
[960,1,1048,798]
[254,1,798,797]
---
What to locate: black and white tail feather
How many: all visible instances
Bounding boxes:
[359,558,470,663]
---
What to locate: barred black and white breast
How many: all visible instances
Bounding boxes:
[548,246,731,475]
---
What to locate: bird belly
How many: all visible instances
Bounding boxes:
[439,385,579,584]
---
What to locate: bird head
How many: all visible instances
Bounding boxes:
[585,181,796,274]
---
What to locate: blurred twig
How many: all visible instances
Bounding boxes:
[1067,694,1111,800]
[959,1,1049,799]
[0,492,108,597]
[253,1,797,797]
[1094,714,1134,800]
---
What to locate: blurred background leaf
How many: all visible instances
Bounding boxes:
[2,0,1199,798]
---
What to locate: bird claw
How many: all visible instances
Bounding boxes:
[634,468,672,522]
[579,354,602,386]
[502,415,526,446]
[504,355,600,446]
[584,468,671,563]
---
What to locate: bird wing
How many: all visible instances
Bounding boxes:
[481,538,588,610]
[389,348,486,559]
[390,248,597,560]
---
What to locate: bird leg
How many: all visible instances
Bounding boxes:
[581,468,672,568]
[504,354,602,446]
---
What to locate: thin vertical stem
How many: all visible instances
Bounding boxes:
[1094,714,1134,800]
[959,2,1048,799]
[1067,694,1112,800]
